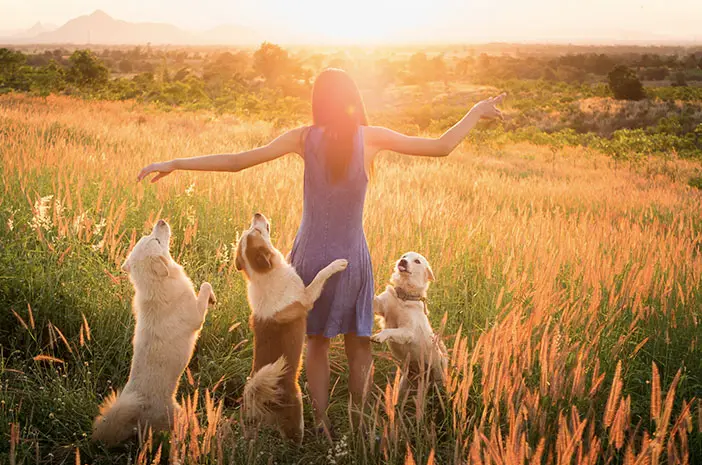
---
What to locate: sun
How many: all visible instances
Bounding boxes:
[271,0,437,44]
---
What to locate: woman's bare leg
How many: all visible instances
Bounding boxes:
[306,335,331,431]
[344,332,373,427]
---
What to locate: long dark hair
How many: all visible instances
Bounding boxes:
[311,68,368,183]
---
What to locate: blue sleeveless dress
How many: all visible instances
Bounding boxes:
[289,126,374,338]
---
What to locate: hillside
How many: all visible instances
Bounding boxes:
[1,10,258,45]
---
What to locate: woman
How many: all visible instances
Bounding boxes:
[137,68,505,434]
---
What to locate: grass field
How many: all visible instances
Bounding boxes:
[1,93,701,464]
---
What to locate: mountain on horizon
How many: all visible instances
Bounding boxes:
[1,10,260,46]
[13,22,58,39]
[1,9,698,47]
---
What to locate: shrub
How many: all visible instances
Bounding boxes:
[608,65,645,100]
[67,50,109,88]
[671,71,688,87]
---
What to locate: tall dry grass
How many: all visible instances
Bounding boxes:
[1,93,701,464]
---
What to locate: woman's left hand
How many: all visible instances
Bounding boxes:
[473,93,507,120]
[137,161,175,183]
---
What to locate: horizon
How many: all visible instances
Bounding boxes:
[1,0,701,46]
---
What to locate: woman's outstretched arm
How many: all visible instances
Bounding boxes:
[137,126,306,183]
[365,93,506,158]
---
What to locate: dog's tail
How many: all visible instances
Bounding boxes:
[243,356,287,420]
[92,389,141,446]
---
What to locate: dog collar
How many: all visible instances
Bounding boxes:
[393,286,425,302]
[393,286,429,315]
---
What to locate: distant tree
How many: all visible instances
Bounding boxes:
[671,71,688,87]
[556,65,587,84]
[478,53,491,69]
[174,51,188,65]
[127,46,142,61]
[542,67,558,81]
[32,60,66,96]
[26,52,51,67]
[173,67,191,82]
[683,53,698,70]
[639,53,663,68]
[253,42,292,84]
[204,52,248,84]
[431,54,448,83]
[161,64,170,83]
[0,48,26,74]
[375,57,402,90]
[588,53,616,75]
[640,67,669,81]
[665,55,679,67]
[132,72,155,88]
[607,65,645,100]
[407,52,430,84]
[0,48,29,90]
[67,50,109,88]
[119,59,134,74]
[455,56,475,78]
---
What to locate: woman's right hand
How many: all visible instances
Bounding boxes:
[137,161,175,183]
[472,93,506,120]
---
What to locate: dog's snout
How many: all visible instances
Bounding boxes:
[399,259,408,267]
[253,212,263,219]
[157,219,166,227]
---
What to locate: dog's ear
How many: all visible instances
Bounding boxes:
[244,235,274,273]
[235,239,244,271]
[150,255,170,278]
[253,247,272,272]
[426,265,435,282]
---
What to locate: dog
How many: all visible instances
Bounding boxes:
[92,220,215,446]
[372,252,448,388]
[235,212,347,443]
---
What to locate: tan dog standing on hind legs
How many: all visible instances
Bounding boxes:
[235,213,348,443]
[372,252,448,391]
[92,220,216,446]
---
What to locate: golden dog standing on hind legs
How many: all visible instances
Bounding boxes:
[92,220,216,446]
[372,252,448,392]
[235,213,348,443]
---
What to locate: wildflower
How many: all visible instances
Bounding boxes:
[54,198,64,219]
[185,205,196,225]
[93,217,107,237]
[72,213,86,235]
[185,182,195,197]
[30,194,54,232]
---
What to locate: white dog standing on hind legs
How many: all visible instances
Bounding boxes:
[92,220,216,446]
[372,252,448,391]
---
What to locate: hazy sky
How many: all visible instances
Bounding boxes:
[2,0,701,43]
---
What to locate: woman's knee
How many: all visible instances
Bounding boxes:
[344,332,370,351]
[307,335,330,354]
[344,333,372,366]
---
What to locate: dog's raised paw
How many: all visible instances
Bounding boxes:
[201,282,216,305]
[371,332,386,344]
[331,259,348,272]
